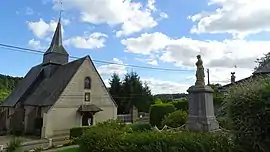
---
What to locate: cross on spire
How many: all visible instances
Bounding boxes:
[58,0,63,21]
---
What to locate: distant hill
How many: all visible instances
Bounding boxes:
[0,74,23,102]
[154,93,188,100]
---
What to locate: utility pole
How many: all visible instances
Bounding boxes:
[207,69,210,85]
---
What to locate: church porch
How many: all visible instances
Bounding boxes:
[78,104,103,126]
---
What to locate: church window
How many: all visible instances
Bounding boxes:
[85,92,91,102]
[84,77,91,89]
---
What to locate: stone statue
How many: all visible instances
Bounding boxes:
[195,55,205,85]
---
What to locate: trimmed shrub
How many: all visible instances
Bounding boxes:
[70,119,131,139]
[122,131,235,152]
[225,77,270,152]
[70,126,91,139]
[162,110,187,128]
[149,103,175,128]
[129,123,151,132]
[77,122,126,152]
[78,127,236,152]
[168,99,188,111]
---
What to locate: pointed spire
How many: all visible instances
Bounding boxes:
[42,1,68,65]
[50,17,62,47]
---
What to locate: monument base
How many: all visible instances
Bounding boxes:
[185,85,219,132]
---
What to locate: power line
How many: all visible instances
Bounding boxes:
[0,43,193,72]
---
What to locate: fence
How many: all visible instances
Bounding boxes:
[117,114,132,123]
[117,112,149,124]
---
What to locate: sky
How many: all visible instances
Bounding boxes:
[0,0,270,94]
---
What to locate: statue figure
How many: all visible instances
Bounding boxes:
[195,55,205,85]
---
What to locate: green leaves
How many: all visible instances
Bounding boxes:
[77,120,235,152]
[162,110,187,128]
[0,74,22,103]
[108,72,153,114]
[149,103,176,128]
[0,89,10,103]
[224,76,270,152]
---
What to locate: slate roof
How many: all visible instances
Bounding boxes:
[1,55,118,108]
[23,57,86,106]
[44,20,68,55]
[219,60,270,91]
[0,65,42,107]
[1,18,117,109]
[253,61,270,75]
[78,104,103,112]
[218,76,253,91]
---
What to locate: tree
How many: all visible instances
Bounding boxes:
[255,52,270,70]
[0,74,22,103]
[109,71,153,114]
[108,73,123,114]
[209,83,224,106]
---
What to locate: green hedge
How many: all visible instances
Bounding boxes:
[77,125,236,152]
[162,110,187,128]
[128,123,152,132]
[168,99,188,111]
[70,126,91,139]
[149,103,175,128]
[70,120,130,139]
[225,77,270,152]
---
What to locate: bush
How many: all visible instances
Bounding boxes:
[6,137,23,152]
[122,131,235,152]
[149,103,175,128]
[225,77,270,152]
[70,126,91,139]
[129,123,151,132]
[162,110,187,128]
[78,127,236,152]
[77,123,126,152]
[168,99,188,111]
[70,120,131,139]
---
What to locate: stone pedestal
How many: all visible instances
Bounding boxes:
[186,85,219,132]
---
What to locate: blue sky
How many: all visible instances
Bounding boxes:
[1,0,270,94]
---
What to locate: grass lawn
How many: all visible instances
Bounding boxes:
[57,147,79,152]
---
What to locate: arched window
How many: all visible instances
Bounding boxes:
[84,77,91,89]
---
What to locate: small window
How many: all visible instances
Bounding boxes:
[84,77,91,89]
[85,92,91,102]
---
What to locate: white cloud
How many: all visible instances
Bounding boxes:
[159,12,168,19]
[121,32,171,55]
[142,78,191,94]
[103,77,191,94]
[189,0,270,38]
[97,58,127,76]
[27,18,70,39]
[121,32,270,85]
[27,19,59,38]
[52,0,166,37]
[123,32,269,68]
[64,32,108,49]
[28,39,44,50]
[135,54,159,66]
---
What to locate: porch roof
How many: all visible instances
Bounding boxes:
[78,104,103,113]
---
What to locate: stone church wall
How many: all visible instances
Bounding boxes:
[42,58,117,138]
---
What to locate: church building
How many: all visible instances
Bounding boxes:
[0,18,117,138]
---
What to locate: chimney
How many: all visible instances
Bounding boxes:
[231,72,236,84]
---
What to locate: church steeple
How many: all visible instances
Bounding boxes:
[49,18,63,48]
[42,16,69,66]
